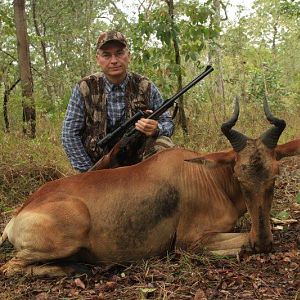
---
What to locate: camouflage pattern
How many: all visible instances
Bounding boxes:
[96,31,127,50]
[78,72,151,163]
[143,136,175,159]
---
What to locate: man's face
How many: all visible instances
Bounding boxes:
[96,41,131,83]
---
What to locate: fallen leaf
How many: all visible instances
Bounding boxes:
[139,287,157,299]
[194,289,207,300]
[140,287,157,293]
[271,217,298,225]
[289,262,299,271]
[74,278,85,289]
[274,225,284,230]
[35,293,49,300]
[105,281,117,291]
[240,291,253,298]
[292,202,300,210]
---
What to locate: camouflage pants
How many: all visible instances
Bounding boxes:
[143,136,175,159]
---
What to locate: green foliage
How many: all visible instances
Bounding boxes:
[280,0,300,16]
[248,62,287,110]
[296,193,300,204]
[128,0,217,97]
[274,210,290,220]
[0,4,15,36]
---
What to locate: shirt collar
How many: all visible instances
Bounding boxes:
[103,73,129,92]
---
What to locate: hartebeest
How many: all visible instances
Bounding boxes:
[0,98,299,277]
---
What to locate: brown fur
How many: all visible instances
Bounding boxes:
[1,139,299,277]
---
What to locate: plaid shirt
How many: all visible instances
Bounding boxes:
[62,75,174,172]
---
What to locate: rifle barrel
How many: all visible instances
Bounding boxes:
[148,65,214,119]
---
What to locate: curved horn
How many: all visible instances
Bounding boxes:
[260,97,286,149]
[221,97,248,152]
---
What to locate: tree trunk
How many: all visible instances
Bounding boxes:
[31,0,54,101]
[13,0,36,138]
[208,0,226,123]
[85,0,94,74]
[166,0,188,135]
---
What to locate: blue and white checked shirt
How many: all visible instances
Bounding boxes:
[62,74,174,172]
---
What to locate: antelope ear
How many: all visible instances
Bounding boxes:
[275,139,300,160]
[185,149,236,167]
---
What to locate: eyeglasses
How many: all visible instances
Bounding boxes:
[99,49,128,60]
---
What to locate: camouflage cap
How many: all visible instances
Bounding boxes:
[96,31,128,50]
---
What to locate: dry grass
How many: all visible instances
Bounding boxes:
[0,129,75,211]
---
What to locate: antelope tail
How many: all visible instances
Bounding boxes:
[0,231,8,246]
[0,217,15,246]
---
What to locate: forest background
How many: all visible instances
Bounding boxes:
[0,0,299,209]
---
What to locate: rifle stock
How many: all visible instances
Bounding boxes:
[88,130,146,171]
[88,144,120,171]
[89,65,214,171]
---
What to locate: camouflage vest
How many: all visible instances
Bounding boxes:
[78,72,151,163]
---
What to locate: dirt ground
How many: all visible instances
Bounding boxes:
[0,157,299,300]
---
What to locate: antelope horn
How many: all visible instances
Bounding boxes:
[260,97,286,149]
[221,97,248,152]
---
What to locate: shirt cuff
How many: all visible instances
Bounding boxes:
[154,124,162,137]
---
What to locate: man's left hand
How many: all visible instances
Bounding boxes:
[135,110,158,137]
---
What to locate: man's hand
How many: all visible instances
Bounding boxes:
[135,110,159,137]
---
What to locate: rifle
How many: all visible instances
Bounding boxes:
[89,65,214,171]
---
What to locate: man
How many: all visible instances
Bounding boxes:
[62,30,174,172]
